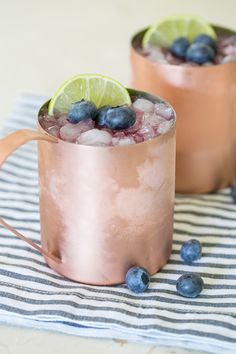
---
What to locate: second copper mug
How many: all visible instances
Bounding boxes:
[131,25,236,194]
[0,89,176,285]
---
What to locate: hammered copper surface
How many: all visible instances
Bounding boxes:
[130,26,236,194]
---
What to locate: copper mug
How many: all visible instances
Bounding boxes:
[0,89,176,285]
[131,25,236,194]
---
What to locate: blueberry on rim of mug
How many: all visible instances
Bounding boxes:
[169,33,217,64]
[170,37,190,59]
[186,43,215,64]
[68,100,97,123]
[193,34,217,53]
[125,266,150,293]
[68,99,136,131]
[94,105,111,127]
[104,106,136,130]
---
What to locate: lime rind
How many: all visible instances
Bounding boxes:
[142,15,217,48]
[48,74,131,115]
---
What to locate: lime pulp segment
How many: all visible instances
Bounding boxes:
[48,74,131,115]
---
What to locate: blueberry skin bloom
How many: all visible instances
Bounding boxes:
[180,239,202,264]
[170,37,190,58]
[186,43,215,64]
[105,106,136,130]
[68,99,97,124]
[193,34,217,53]
[94,105,111,126]
[125,266,150,293]
[176,273,204,298]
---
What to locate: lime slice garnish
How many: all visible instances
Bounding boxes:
[142,15,217,48]
[48,74,131,115]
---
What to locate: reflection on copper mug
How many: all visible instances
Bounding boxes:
[131,26,236,194]
[0,89,176,285]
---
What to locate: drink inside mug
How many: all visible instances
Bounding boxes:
[0,75,176,285]
[38,90,175,146]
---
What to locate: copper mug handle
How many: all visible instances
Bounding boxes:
[0,129,61,264]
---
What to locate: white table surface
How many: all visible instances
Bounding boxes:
[0,0,235,353]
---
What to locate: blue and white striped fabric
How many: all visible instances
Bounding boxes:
[0,93,235,354]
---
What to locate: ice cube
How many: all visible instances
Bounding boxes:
[57,115,68,127]
[219,35,236,48]
[124,115,143,134]
[221,55,236,64]
[112,136,135,146]
[218,35,236,55]
[40,115,57,129]
[137,123,155,141]
[112,132,126,139]
[132,98,154,113]
[60,119,94,142]
[77,129,112,146]
[143,112,165,128]
[111,137,120,146]
[165,52,184,65]
[154,103,173,120]
[203,61,214,67]
[158,119,173,134]
[145,46,167,63]
[222,45,236,56]
[132,134,144,143]
[214,54,224,64]
[47,125,60,137]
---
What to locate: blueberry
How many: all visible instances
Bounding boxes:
[230,183,236,203]
[193,34,217,53]
[94,105,111,126]
[176,273,204,298]
[105,106,136,130]
[180,239,202,264]
[170,37,190,59]
[186,43,215,64]
[68,99,97,124]
[125,266,150,293]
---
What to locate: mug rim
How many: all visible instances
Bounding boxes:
[37,88,176,149]
[131,24,236,71]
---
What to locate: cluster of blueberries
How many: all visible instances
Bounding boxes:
[126,239,203,297]
[68,99,136,130]
[170,33,217,64]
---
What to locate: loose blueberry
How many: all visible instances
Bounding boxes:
[180,239,202,264]
[68,99,97,124]
[94,105,111,126]
[170,37,190,59]
[176,273,204,298]
[105,106,136,130]
[193,34,217,53]
[125,266,150,293]
[186,43,215,64]
[230,183,236,203]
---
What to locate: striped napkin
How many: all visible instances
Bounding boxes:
[0,93,235,354]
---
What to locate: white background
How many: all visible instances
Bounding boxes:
[0,0,236,121]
